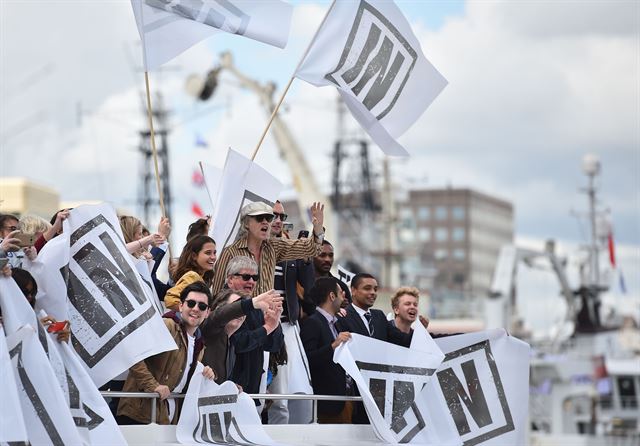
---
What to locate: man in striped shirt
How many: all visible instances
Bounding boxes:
[211,201,325,296]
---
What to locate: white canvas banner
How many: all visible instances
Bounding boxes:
[281,322,312,394]
[6,325,85,446]
[176,363,280,445]
[131,0,293,71]
[334,323,454,445]
[427,329,530,446]
[0,325,28,444]
[33,203,177,387]
[55,339,128,445]
[208,149,283,250]
[295,0,447,157]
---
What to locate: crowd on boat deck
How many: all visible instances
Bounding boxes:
[0,202,434,425]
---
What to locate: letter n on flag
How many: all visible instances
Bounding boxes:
[295,0,447,157]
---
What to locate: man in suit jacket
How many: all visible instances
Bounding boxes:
[300,277,352,423]
[335,272,413,423]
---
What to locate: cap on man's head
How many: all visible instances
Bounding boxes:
[240,202,273,219]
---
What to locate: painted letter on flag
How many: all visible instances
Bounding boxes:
[295,0,447,157]
[131,0,293,70]
[33,203,177,387]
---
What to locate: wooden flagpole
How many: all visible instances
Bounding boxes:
[249,0,337,161]
[143,71,167,218]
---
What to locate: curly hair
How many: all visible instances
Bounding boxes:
[391,286,420,309]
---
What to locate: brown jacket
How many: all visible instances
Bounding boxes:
[117,313,204,424]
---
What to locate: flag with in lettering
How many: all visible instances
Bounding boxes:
[131,0,293,71]
[295,0,447,157]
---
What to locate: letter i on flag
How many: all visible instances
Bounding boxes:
[295,0,447,157]
[130,0,294,71]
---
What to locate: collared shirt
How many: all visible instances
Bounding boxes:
[211,235,321,297]
[352,303,373,336]
[316,306,338,339]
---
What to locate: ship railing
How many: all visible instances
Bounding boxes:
[101,391,363,424]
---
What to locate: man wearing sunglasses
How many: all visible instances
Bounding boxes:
[117,281,216,425]
[211,201,325,298]
[223,256,284,410]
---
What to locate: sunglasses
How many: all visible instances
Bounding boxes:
[233,273,259,282]
[253,214,274,223]
[184,299,209,311]
[273,212,288,221]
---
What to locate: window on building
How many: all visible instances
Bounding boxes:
[400,208,414,229]
[435,206,447,220]
[418,228,431,242]
[417,206,430,221]
[435,228,448,241]
[434,249,447,260]
[452,227,466,241]
[400,228,415,244]
[453,249,466,260]
[452,206,465,220]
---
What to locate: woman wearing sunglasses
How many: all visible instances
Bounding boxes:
[211,201,325,297]
[164,235,217,310]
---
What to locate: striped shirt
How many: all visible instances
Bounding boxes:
[211,236,321,297]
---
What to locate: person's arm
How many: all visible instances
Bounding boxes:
[263,321,284,353]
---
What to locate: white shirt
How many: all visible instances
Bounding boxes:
[167,333,195,422]
[351,303,373,335]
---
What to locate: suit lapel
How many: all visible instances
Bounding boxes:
[347,304,369,336]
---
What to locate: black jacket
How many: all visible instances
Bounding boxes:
[300,311,347,415]
[274,258,316,323]
[229,300,284,395]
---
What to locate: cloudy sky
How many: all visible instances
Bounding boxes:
[1,1,638,301]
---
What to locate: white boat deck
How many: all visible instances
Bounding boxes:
[121,423,387,445]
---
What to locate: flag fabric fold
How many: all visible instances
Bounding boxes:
[131,0,293,71]
[295,0,447,157]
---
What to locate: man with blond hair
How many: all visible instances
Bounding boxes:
[389,286,429,334]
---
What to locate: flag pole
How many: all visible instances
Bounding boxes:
[250,0,337,161]
[143,71,167,218]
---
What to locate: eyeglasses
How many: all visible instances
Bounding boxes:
[2,225,18,232]
[253,214,274,223]
[273,212,288,221]
[233,273,259,282]
[184,299,209,311]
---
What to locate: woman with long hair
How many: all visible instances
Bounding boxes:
[164,235,216,310]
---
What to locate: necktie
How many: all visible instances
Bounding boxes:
[364,312,375,337]
[329,318,338,339]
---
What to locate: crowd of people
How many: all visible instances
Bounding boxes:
[0,199,432,426]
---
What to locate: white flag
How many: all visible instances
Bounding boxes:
[427,329,530,446]
[0,326,28,444]
[207,149,283,250]
[7,325,86,446]
[177,363,279,445]
[131,0,293,71]
[334,331,454,444]
[295,0,447,157]
[33,203,177,387]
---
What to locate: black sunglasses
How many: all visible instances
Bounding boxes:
[273,212,288,221]
[233,273,259,282]
[184,299,208,311]
[253,214,274,223]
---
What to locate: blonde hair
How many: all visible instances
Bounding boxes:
[119,215,143,244]
[391,286,420,309]
[19,214,51,235]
